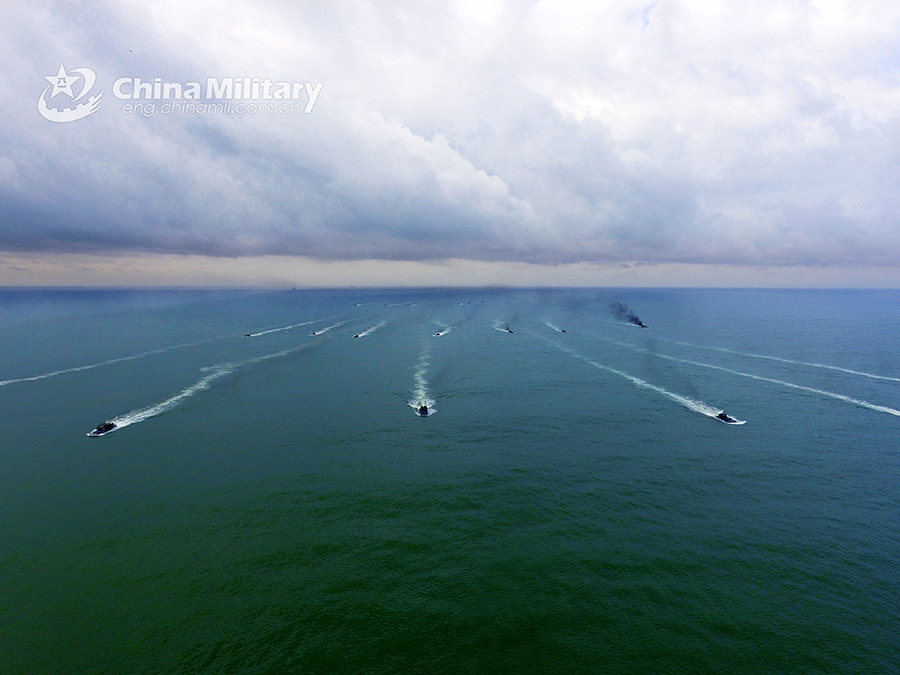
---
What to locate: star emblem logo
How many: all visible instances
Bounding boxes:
[44,64,79,99]
[38,64,102,123]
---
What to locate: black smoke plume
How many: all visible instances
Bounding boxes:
[609,300,646,328]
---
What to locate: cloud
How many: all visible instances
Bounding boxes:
[1,0,899,272]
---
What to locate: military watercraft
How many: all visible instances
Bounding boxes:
[715,411,742,425]
[87,421,117,437]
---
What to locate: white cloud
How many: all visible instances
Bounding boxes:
[1,0,899,276]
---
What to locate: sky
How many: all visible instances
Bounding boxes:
[1,0,900,287]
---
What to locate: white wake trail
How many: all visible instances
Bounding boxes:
[89,339,325,435]
[309,320,347,336]
[543,337,727,420]
[0,336,229,388]
[607,338,900,418]
[243,340,321,366]
[106,365,234,431]
[354,321,386,338]
[4,314,334,387]
[408,343,435,415]
[543,320,565,333]
[657,337,900,384]
[248,317,329,337]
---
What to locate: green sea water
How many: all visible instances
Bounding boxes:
[1,288,898,673]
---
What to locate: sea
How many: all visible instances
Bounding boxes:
[0,287,898,674]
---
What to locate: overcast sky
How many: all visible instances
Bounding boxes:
[1,0,899,286]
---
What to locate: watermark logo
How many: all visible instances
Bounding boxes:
[38,64,103,123]
[114,77,323,117]
[37,65,323,121]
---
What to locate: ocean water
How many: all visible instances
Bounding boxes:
[0,287,898,674]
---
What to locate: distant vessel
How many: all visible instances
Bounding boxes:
[243,333,252,337]
[87,421,117,437]
[716,411,740,424]
[353,334,360,338]
[309,331,318,336]
[418,405,429,416]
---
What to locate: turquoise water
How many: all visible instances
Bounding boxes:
[1,288,898,673]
